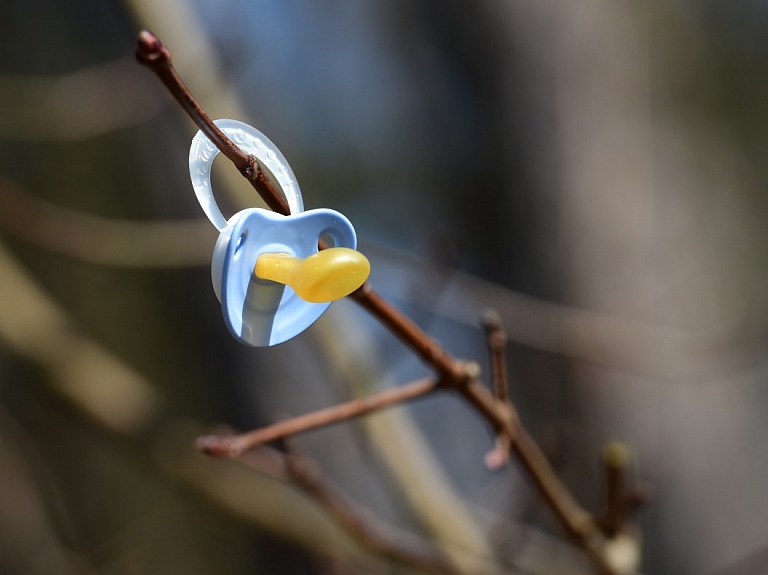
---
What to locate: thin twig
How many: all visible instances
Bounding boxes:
[598,443,653,539]
[599,443,630,537]
[136,30,622,575]
[484,435,512,472]
[135,30,290,215]
[481,310,514,471]
[196,376,443,458]
[481,309,510,403]
[457,381,608,568]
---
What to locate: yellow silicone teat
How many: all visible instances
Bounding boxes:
[254,247,370,303]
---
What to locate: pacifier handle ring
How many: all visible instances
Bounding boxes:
[189,119,304,230]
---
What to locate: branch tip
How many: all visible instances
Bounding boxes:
[603,441,632,468]
[481,308,502,331]
[482,308,510,407]
[484,436,512,471]
[135,30,170,65]
[195,434,239,457]
[599,441,637,538]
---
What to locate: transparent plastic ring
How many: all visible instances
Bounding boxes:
[189,119,304,228]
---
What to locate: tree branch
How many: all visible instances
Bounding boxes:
[349,286,465,380]
[598,443,652,539]
[196,376,444,458]
[136,30,630,575]
[599,443,630,537]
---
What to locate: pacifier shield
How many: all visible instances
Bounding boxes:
[219,208,357,346]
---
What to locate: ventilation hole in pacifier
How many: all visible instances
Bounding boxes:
[318,232,336,250]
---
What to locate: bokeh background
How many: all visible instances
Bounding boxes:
[1,1,768,574]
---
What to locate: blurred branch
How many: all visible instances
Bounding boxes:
[599,443,630,538]
[241,445,462,575]
[598,444,653,539]
[0,55,165,142]
[0,406,88,575]
[136,30,626,574]
[0,240,160,434]
[0,175,214,267]
[369,244,768,383]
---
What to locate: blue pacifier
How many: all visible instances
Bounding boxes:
[189,119,370,346]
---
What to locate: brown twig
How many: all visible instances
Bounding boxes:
[136,30,625,575]
[598,443,653,539]
[599,443,630,537]
[197,376,443,458]
[349,286,465,380]
[458,381,606,564]
[481,310,513,471]
[481,309,510,403]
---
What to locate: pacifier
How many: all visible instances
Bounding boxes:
[189,119,370,346]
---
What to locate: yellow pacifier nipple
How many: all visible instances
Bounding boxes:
[254,247,370,303]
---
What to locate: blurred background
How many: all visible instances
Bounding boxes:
[1,0,768,573]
